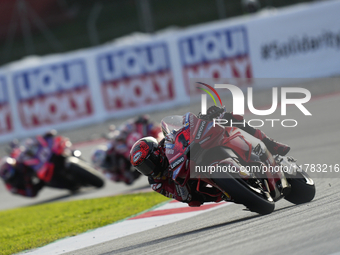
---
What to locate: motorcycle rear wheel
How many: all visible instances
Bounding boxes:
[66,157,104,188]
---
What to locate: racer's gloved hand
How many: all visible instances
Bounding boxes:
[204,105,225,120]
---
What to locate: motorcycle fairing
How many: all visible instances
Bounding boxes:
[21,136,69,182]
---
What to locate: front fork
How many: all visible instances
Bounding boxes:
[256,143,291,201]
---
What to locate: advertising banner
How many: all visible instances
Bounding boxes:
[0,76,13,135]
[177,25,253,96]
[0,0,339,143]
[248,1,340,78]
[12,59,94,129]
[96,42,175,114]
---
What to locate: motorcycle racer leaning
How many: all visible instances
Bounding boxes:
[0,130,78,197]
[92,115,161,184]
[0,131,60,197]
[130,106,290,207]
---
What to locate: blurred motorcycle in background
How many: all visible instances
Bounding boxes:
[92,115,163,185]
[0,131,104,197]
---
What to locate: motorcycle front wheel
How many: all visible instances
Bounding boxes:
[284,170,315,204]
[211,167,275,215]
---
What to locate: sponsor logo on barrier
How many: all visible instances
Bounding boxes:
[261,31,340,61]
[13,60,93,128]
[97,43,174,111]
[0,77,13,133]
[179,26,253,94]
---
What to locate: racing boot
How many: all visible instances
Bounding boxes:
[254,130,290,156]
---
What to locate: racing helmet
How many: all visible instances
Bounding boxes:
[0,157,16,181]
[130,137,161,176]
[135,115,150,124]
[9,139,19,149]
[23,138,40,157]
[242,0,260,13]
[91,146,107,168]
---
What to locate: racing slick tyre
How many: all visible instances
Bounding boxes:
[199,147,274,215]
[211,167,275,215]
[284,171,315,204]
[66,157,104,188]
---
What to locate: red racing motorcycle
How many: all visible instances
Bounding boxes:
[161,113,315,215]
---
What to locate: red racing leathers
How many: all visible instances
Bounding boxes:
[147,139,222,207]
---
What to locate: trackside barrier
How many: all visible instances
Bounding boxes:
[0,0,339,143]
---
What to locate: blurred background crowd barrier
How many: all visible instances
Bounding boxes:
[0,0,339,143]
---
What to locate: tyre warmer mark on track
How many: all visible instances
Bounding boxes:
[23,200,230,255]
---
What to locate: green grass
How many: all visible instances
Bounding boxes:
[0,192,169,255]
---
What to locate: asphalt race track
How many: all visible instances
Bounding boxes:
[1,81,340,254]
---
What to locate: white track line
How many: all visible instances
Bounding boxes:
[22,201,230,255]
